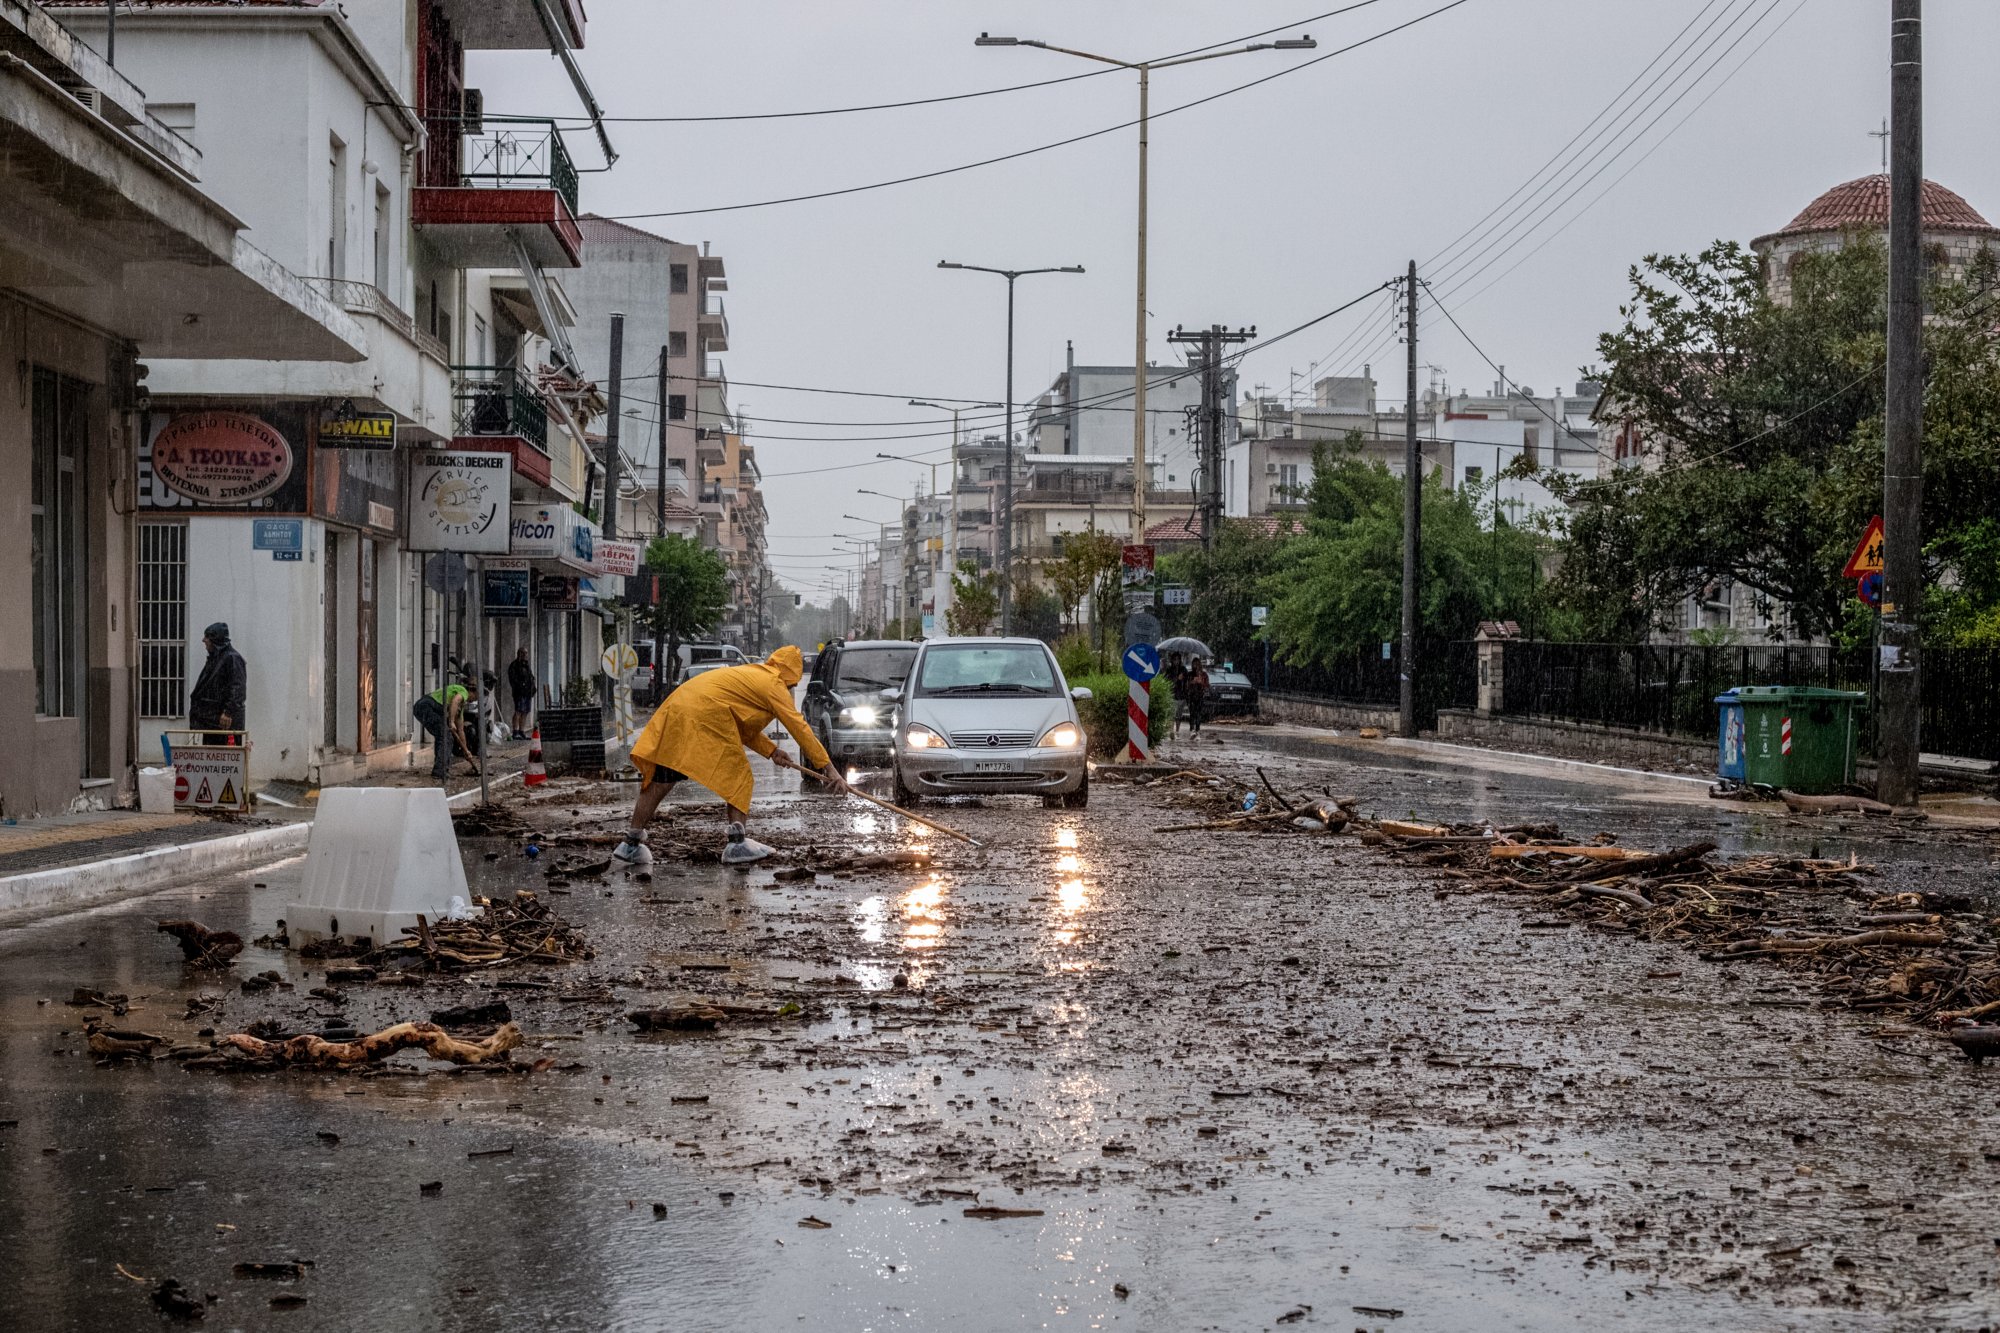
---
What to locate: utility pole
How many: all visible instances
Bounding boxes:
[1399,261,1420,739]
[602,312,623,540]
[1879,0,1923,807]
[1167,323,1253,551]
[650,345,668,699]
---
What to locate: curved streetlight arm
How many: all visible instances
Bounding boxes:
[977,35,1313,70]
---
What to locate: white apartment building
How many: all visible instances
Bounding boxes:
[51,0,606,785]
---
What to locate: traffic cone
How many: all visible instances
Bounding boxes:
[524,729,547,787]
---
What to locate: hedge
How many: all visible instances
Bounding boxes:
[1070,672,1176,758]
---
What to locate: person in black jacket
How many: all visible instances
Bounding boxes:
[506,647,537,740]
[188,622,247,745]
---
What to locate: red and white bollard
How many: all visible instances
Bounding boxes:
[1127,679,1150,762]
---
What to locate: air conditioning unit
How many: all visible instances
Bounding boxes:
[1265,462,1280,475]
[72,88,106,117]
[460,88,485,135]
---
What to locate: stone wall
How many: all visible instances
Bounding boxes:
[1260,692,1401,733]
[1433,709,1716,771]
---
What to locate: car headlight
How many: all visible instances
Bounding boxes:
[1038,722,1082,749]
[903,724,943,749]
[837,704,880,727]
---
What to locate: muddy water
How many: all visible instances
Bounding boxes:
[1,741,1997,1330]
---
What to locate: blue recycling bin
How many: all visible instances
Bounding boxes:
[1715,689,1746,784]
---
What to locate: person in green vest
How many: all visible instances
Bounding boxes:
[413,667,485,780]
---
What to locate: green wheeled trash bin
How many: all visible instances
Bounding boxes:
[1732,685,1865,794]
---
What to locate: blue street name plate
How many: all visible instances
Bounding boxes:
[252,518,304,552]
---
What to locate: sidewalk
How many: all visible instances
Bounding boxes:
[1174,718,2000,828]
[0,749,523,923]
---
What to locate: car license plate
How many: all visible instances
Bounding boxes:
[972,760,1020,773]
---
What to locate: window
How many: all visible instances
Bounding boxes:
[373,183,391,292]
[666,394,687,420]
[328,133,348,278]
[1278,463,1300,492]
[31,369,89,717]
[670,263,689,295]
[138,521,188,718]
[1463,465,1482,485]
[668,331,687,358]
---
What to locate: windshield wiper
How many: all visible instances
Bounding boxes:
[934,682,1045,695]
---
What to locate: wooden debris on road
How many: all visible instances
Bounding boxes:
[1780,789,1896,816]
[157,919,244,969]
[212,1020,523,1069]
[359,890,592,972]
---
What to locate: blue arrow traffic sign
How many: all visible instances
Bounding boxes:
[1122,642,1161,683]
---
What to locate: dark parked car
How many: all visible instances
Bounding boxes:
[1204,668,1260,716]
[801,639,918,768]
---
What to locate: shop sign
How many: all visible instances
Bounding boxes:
[408,450,511,552]
[151,411,294,505]
[536,573,579,610]
[483,559,531,619]
[318,404,398,449]
[596,538,643,578]
[511,503,602,574]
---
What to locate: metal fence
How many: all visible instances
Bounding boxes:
[1497,641,2000,763]
[1264,639,1474,729]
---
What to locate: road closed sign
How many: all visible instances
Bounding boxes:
[172,743,252,813]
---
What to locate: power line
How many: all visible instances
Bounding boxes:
[455,0,1403,125]
[594,0,1476,220]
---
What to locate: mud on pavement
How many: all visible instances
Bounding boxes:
[3,734,1999,1331]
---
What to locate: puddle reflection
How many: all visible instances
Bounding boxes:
[900,877,947,950]
[854,895,886,944]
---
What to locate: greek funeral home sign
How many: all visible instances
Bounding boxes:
[146,411,299,508]
[408,450,513,553]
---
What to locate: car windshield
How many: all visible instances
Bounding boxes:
[1211,671,1250,686]
[914,644,1059,696]
[836,646,915,692]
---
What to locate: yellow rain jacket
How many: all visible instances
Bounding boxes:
[631,645,831,811]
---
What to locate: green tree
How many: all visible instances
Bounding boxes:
[946,560,999,635]
[1265,440,1543,663]
[1047,532,1122,634]
[1559,236,2000,641]
[1159,522,1291,665]
[635,534,729,680]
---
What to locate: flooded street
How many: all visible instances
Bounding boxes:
[4,730,1999,1331]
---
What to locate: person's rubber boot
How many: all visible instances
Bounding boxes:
[720,821,774,866]
[611,833,654,867]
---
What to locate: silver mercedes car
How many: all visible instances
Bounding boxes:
[887,637,1093,808]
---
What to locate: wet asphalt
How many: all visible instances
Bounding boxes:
[3,727,2000,1332]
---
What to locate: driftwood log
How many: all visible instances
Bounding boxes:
[157,919,244,969]
[1780,790,1895,816]
[1561,841,1717,883]
[217,1020,522,1068]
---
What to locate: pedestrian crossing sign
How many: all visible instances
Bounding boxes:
[1841,515,1884,578]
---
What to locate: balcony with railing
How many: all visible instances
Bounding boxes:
[451,364,552,486]
[699,296,729,352]
[414,118,583,269]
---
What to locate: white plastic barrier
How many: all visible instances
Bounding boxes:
[286,788,469,947]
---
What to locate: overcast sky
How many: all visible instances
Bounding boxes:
[471,0,2000,600]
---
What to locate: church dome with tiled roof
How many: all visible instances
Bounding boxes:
[1753,174,2000,249]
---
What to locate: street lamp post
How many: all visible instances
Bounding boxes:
[896,400,1001,637]
[937,262,1084,634]
[976,30,1315,541]
[858,488,912,630]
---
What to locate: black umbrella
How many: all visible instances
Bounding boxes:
[1155,636,1213,660]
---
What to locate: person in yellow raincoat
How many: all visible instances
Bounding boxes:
[613,644,846,866]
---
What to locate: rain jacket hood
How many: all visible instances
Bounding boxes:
[629,644,829,812]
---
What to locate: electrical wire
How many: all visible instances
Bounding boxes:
[454,0,1403,125]
[594,0,1476,220]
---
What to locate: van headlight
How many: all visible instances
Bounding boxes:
[837,704,880,727]
[1038,722,1082,749]
[903,724,943,749]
